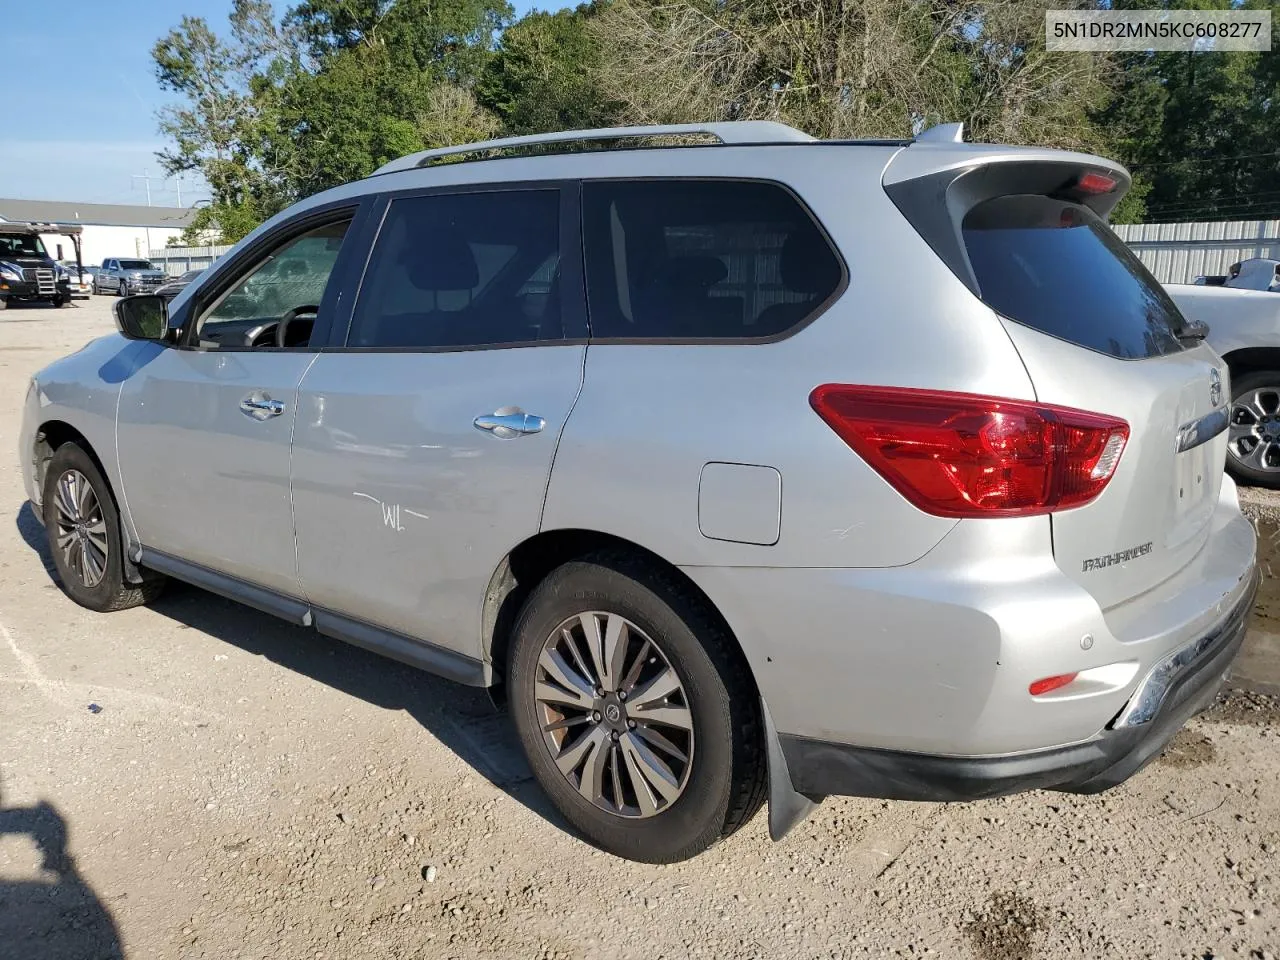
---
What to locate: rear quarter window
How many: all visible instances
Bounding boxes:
[962,195,1186,360]
[582,179,844,340]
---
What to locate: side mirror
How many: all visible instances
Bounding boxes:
[113,295,170,341]
[1178,317,1210,346]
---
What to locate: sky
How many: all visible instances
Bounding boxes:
[0,0,554,209]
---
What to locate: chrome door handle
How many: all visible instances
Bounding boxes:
[240,394,286,421]
[473,410,545,439]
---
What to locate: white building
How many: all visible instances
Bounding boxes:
[0,197,194,268]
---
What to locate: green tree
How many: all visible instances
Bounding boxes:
[153,0,298,238]
[588,0,1110,149]
[272,0,511,193]
[287,0,509,80]
[1094,0,1280,222]
[479,4,619,134]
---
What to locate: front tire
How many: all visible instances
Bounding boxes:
[1227,370,1280,489]
[42,442,164,612]
[117,280,128,297]
[508,553,765,863]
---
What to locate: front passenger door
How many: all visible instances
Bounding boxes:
[116,211,359,598]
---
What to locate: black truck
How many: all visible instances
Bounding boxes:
[0,221,82,309]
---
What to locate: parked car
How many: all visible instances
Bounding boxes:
[1224,258,1280,292]
[57,261,93,300]
[1165,283,1280,488]
[155,268,206,301]
[19,122,1257,863]
[1194,275,1228,286]
[93,258,166,297]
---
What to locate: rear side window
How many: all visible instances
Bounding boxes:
[582,180,843,340]
[349,189,563,349]
[962,195,1185,359]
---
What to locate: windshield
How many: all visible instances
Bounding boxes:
[119,260,154,270]
[0,235,48,259]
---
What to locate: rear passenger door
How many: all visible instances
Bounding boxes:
[291,184,587,662]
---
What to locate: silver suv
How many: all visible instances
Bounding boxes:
[19,122,1258,863]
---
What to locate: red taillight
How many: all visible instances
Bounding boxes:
[1074,172,1117,195]
[1029,673,1078,696]
[809,385,1129,518]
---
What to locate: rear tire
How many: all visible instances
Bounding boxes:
[42,442,165,612]
[508,552,765,863]
[1226,370,1280,489]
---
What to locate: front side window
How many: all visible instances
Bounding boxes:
[196,219,351,349]
[582,180,844,340]
[348,189,562,349]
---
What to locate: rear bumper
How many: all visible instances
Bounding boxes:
[780,568,1257,802]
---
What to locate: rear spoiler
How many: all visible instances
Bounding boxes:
[883,153,1132,299]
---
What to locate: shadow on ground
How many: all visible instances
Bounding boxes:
[0,777,125,960]
[15,502,564,833]
[0,300,88,322]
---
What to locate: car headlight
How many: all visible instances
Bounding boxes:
[0,263,22,282]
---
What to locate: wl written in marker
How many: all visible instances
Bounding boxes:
[352,492,429,533]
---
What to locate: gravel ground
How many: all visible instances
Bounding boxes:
[1,298,1279,960]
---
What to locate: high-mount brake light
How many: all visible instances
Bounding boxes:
[809,385,1129,519]
[1075,172,1118,195]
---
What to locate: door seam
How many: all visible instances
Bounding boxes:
[288,352,322,612]
[537,343,589,531]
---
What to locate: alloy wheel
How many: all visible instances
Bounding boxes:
[52,469,109,588]
[1229,387,1280,473]
[534,611,694,818]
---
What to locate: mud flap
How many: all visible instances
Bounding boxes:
[761,697,821,840]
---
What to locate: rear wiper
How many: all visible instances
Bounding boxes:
[1178,319,1209,345]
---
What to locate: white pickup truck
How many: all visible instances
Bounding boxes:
[1167,283,1280,488]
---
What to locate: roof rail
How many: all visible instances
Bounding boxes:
[372,121,815,175]
[915,122,964,143]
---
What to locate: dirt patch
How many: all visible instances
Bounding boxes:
[963,892,1046,960]
[1157,728,1217,767]
[1206,689,1280,726]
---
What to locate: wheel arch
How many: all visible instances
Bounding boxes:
[1222,347,1280,383]
[33,420,108,503]
[481,528,758,700]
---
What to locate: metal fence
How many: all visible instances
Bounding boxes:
[1111,220,1280,285]
[152,220,1280,287]
[148,244,233,276]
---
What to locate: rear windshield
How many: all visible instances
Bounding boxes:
[962,195,1185,359]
